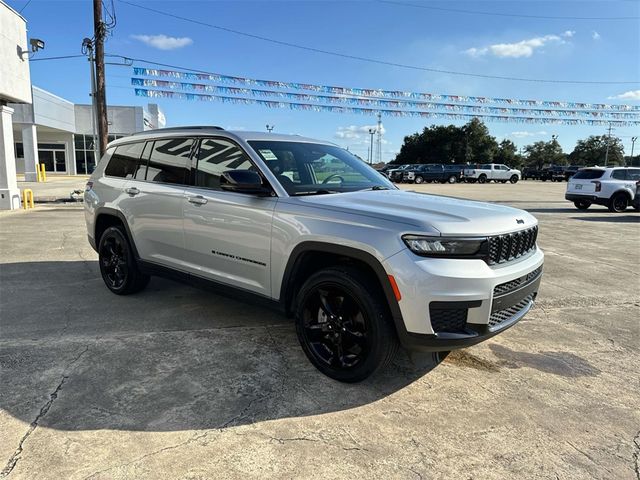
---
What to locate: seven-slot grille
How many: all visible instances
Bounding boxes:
[488,293,535,330]
[493,266,543,296]
[487,226,538,265]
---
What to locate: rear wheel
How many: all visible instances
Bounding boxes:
[574,200,591,210]
[478,175,487,184]
[608,192,629,213]
[98,226,150,295]
[447,175,457,184]
[414,175,424,184]
[295,267,399,383]
[510,175,519,184]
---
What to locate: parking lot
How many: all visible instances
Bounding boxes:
[1,181,638,479]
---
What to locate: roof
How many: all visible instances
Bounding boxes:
[109,126,334,148]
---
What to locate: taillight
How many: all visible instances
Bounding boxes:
[85,181,93,191]
[591,180,601,192]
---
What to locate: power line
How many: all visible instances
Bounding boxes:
[117,0,639,85]
[18,0,33,14]
[377,0,640,20]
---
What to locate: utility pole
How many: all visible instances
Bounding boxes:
[93,0,108,158]
[376,112,382,164]
[630,136,637,166]
[368,128,376,165]
[604,123,613,166]
[82,38,99,166]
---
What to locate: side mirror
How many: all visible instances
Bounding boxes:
[220,170,271,195]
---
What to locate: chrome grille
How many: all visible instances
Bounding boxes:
[488,226,538,265]
[493,266,543,297]
[489,293,535,330]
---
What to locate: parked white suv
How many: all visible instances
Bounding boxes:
[85,127,544,382]
[565,167,640,212]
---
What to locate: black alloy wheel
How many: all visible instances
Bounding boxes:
[98,226,150,295]
[295,267,398,382]
[608,192,629,213]
[510,175,519,184]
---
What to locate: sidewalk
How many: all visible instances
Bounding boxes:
[16,175,89,203]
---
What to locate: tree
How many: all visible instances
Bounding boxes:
[524,139,565,169]
[568,135,624,166]
[393,118,498,164]
[494,139,519,168]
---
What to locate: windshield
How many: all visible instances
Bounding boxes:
[248,141,395,195]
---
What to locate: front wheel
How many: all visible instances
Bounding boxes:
[608,192,629,213]
[574,200,591,210]
[414,175,424,184]
[98,226,150,295]
[295,267,399,383]
[510,175,519,184]
[447,175,457,184]
[478,175,487,184]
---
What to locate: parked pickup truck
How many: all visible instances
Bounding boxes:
[464,164,521,184]
[402,164,464,184]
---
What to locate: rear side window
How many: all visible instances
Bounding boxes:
[572,169,604,180]
[105,142,145,178]
[627,169,640,181]
[195,138,253,190]
[146,138,194,185]
[611,169,627,180]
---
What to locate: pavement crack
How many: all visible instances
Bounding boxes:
[633,430,640,480]
[1,345,89,478]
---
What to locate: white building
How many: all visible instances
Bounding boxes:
[10,87,165,176]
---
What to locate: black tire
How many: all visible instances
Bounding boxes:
[608,192,629,213]
[294,267,399,383]
[414,175,424,184]
[574,200,591,210]
[98,225,150,295]
[447,175,457,184]
[478,175,487,184]
[510,175,519,184]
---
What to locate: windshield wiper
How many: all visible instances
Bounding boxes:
[359,185,391,191]
[293,189,340,196]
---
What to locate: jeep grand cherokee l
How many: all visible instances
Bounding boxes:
[85,127,544,382]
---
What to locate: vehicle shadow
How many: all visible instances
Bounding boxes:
[0,261,440,432]
[570,215,640,223]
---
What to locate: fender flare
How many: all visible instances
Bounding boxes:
[94,207,140,259]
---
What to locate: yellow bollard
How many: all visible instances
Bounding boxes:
[22,189,34,210]
[39,163,47,182]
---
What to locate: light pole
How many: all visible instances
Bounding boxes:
[368,128,376,165]
[266,124,274,132]
[604,123,613,166]
[630,137,637,166]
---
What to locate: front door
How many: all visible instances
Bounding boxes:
[182,137,276,297]
[37,144,67,173]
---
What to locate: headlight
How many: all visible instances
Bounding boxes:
[402,235,487,257]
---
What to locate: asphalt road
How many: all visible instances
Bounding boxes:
[0,181,638,479]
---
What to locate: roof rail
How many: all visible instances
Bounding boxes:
[130,126,224,136]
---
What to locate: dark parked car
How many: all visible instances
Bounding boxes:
[522,167,542,180]
[403,164,464,184]
[563,165,582,181]
[540,165,567,182]
[388,164,414,182]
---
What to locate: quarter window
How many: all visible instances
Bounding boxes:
[611,170,627,180]
[105,142,145,178]
[146,138,194,185]
[195,138,254,190]
[627,169,640,181]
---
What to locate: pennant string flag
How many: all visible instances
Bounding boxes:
[131,78,638,120]
[134,88,640,127]
[133,67,640,113]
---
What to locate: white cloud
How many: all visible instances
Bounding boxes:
[131,34,193,50]
[592,31,601,40]
[334,124,386,140]
[607,90,640,101]
[509,130,548,138]
[464,33,567,59]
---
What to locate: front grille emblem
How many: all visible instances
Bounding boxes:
[516,219,525,224]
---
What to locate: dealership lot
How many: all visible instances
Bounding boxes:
[0,182,638,479]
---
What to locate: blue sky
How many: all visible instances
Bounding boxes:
[8,0,640,162]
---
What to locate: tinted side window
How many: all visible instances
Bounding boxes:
[146,138,194,185]
[105,142,145,178]
[133,142,153,180]
[611,170,627,180]
[573,169,604,180]
[627,169,640,181]
[195,138,253,190]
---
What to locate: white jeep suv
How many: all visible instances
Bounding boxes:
[85,127,544,382]
[565,166,640,212]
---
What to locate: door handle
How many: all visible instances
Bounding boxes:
[125,187,140,196]
[187,195,208,205]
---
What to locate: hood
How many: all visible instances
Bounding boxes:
[288,189,537,236]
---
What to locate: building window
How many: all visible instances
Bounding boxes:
[74,134,97,175]
[14,143,24,158]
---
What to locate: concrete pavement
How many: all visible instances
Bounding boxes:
[0,181,638,479]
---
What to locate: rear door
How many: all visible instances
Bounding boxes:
[122,137,195,268]
[567,168,605,194]
[181,137,277,296]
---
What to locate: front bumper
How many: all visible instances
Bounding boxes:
[383,247,544,351]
